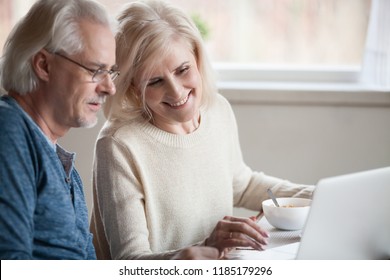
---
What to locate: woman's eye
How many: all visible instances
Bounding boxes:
[147,78,162,87]
[178,66,190,74]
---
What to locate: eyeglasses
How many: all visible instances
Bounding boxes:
[54,52,120,83]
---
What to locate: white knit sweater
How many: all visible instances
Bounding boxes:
[90,94,314,259]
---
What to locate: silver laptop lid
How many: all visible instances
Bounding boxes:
[296,167,390,259]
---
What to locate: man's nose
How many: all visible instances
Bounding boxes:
[98,75,116,96]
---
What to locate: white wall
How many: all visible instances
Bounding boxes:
[59,89,390,219]
[225,89,390,216]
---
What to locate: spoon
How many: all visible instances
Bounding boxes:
[267,188,280,207]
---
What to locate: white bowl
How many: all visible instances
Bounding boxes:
[262,197,312,230]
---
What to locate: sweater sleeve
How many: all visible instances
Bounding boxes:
[0,114,35,259]
[92,135,180,260]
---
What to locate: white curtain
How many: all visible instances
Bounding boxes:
[360,0,390,89]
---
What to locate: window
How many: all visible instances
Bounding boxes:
[0,0,36,50]
[0,0,379,89]
[99,0,373,89]
[0,0,371,66]
[97,0,370,66]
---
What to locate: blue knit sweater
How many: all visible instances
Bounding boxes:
[0,96,96,259]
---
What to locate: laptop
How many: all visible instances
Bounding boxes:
[296,166,390,259]
[227,167,390,260]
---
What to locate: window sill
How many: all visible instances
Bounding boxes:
[218,82,390,107]
[214,64,390,107]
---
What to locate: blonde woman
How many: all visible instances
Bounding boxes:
[90,0,314,260]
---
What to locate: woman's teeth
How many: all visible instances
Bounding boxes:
[169,95,189,107]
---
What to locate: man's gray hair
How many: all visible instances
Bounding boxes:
[0,0,117,95]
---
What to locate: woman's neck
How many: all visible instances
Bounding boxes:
[151,113,201,135]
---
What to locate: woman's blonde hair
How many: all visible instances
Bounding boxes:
[104,0,217,122]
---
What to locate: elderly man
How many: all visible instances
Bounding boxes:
[0,0,118,259]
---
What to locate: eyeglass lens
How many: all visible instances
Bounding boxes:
[92,69,120,83]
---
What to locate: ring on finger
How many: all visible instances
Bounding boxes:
[229,232,233,239]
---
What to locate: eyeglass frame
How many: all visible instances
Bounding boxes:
[54,52,120,83]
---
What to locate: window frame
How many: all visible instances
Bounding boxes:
[215,63,390,107]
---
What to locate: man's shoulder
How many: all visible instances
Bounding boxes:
[0,96,14,112]
[0,96,45,152]
[0,96,26,128]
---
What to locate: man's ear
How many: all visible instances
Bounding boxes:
[32,49,51,82]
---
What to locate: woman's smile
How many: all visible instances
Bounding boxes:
[166,92,190,108]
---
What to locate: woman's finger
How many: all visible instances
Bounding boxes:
[207,216,269,252]
[223,216,269,241]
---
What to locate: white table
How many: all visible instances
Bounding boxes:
[225,217,301,260]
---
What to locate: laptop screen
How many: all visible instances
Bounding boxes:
[296,167,390,259]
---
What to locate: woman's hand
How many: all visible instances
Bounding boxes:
[205,216,269,253]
